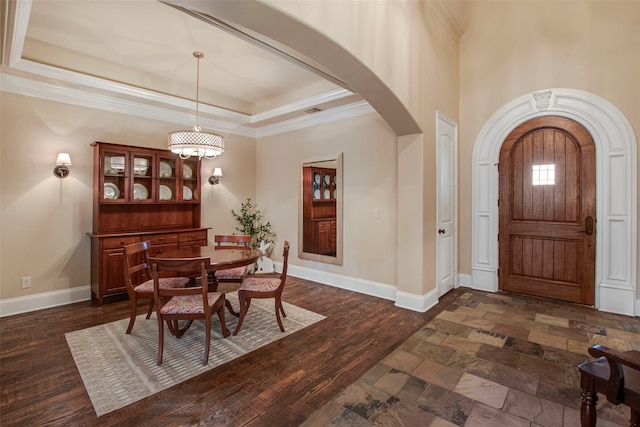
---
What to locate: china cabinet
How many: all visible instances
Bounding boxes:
[302,166,337,254]
[90,142,208,305]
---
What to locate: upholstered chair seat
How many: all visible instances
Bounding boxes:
[133,277,189,293]
[123,241,190,335]
[233,241,290,336]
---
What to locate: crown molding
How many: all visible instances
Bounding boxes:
[1,0,375,139]
[257,101,376,138]
[428,1,464,43]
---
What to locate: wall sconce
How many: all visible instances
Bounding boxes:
[53,152,72,178]
[208,167,222,185]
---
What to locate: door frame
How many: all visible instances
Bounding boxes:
[436,111,458,297]
[471,88,637,316]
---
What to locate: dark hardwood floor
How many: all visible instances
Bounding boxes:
[0,277,458,426]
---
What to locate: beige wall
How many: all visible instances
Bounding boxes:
[256,113,398,284]
[0,93,255,300]
[263,0,460,295]
[458,1,640,280]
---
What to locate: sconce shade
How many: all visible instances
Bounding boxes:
[208,167,223,185]
[56,152,72,166]
[54,152,71,178]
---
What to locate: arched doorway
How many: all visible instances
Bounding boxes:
[471,89,637,315]
[498,116,596,305]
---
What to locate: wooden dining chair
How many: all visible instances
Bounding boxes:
[210,234,252,287]
[122,241,190,334]
[578,344,640,426]
[151,257,228,366]
[233,241,289,336]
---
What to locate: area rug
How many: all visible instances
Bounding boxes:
[65,294,325,416]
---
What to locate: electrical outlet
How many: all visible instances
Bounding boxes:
[21,276,32,289]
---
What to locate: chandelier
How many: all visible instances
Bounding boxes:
[168,52,224,160]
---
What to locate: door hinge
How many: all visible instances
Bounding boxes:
[497,233,499,241]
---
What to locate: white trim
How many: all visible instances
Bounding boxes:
[0,286,91,318]
[285,263,397,301]
[395,288,440,313]
[284,262,433,312]
[256,101,376,138]
[471,88,637,316]
[458,273,472,288]
[251,88,354,123]
[1,1,375,138]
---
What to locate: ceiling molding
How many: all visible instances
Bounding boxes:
[256,101,376,138]
[429,1,464,43]
[1,0,375,139]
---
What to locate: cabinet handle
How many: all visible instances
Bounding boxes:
[438,229,445,234]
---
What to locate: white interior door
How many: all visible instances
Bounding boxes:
[436,112,458,297]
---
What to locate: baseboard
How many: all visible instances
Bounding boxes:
[284,263,397,301]
[283,263,445,312]
[458,273,472,288]
[0,285,91,318]
[395,288,439,313]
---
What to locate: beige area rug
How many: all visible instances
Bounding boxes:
[65,294,325,417]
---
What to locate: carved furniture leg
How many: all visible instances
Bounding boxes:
[580,388,598,427]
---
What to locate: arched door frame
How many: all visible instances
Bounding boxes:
[471,88,637,316]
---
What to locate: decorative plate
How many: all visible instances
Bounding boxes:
[159,185,172,200]
[324,174,331,185]
[183,186,193,201]
[159,161,172,178]
[333,189,337,198]
[313,189,321,199]
[324,189,330,199]
[183,164,193,179]
[103,182,120,199]
[314,173,321,184]
[133,183,148,200]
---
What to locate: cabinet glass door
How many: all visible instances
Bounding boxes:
[131,152,154,202]
[323,172,332,200]
[102,149,128,202]
[158,155,177,202]
[313,171,321,200]
[181,159,199,202]
[332,173,337,200]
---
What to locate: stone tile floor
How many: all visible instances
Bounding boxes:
[303,289,640,426]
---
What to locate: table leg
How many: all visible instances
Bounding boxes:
[207,273,219,292]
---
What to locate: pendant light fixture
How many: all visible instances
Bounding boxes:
[168,51,224,159]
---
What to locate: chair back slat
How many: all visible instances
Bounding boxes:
[123,241,152,290]
[214,234,251,249]
[280,241,290,283]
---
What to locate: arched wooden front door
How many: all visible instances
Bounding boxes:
[498,116,595,305]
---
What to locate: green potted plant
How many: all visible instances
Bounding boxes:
[231,198,277,251]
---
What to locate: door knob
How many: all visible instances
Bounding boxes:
[438,229,445,234]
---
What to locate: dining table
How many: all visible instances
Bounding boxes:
[149,245,261,317]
